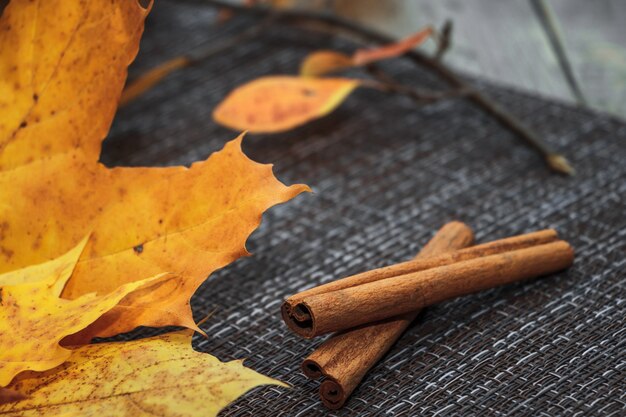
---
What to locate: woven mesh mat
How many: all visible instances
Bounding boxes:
[102,2,626,415]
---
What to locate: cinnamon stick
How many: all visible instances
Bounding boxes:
[283,229,560,334]
[285,240,573,338]
[302,221,474,409]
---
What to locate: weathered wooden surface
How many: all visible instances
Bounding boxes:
[334,0,626,118]
[550,0,626,115]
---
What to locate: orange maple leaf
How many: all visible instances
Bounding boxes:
[0,0,308,339]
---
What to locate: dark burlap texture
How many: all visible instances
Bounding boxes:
[103,2,625,415]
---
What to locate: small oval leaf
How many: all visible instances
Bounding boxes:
[213,76,360,133]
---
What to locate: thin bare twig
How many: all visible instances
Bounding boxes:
[191,0,574,175]
[120,15,275,107]
[434,19,453,61]
[365,64,469,104]
[363,79,470,103]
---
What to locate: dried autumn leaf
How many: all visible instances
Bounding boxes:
[0,239,166,386]
[0,236,87,288]
[352,26,433,65]
[119,56,191,107]
[0,0,149,171]
[300,51,354,77]
[215,27,432,133]
[299,27,433,77]
[1,331,286,416]
[0,0,308,337]
[213,76,359,133]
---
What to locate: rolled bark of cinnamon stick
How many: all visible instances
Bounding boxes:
[283,229,559,334]
[303,221,474,409]
[286,240,573,338]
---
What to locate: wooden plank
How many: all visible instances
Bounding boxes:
[548,0,626,117]
[529,0,588,106]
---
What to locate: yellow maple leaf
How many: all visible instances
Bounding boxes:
[213,76,359,133]
[0,238,168,386]
[0,0,308,338]
[1,331,286,416]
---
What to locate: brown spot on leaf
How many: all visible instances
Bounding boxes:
[0,221,8,241]
[133,244,144,254]
[0,246,14,260]
[32,234,42,250]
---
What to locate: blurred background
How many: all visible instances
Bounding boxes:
[265,0,626,118]
[2,0,622,116]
